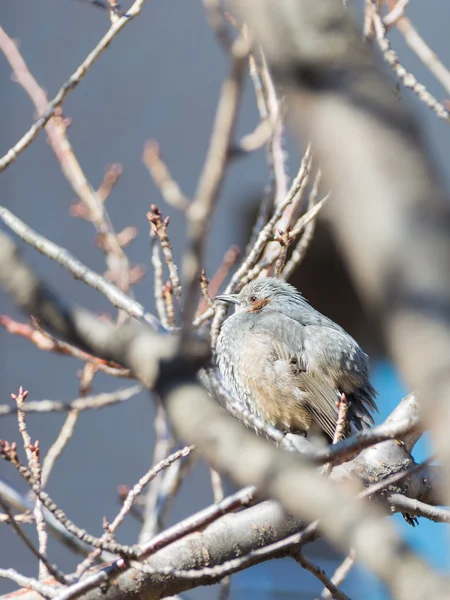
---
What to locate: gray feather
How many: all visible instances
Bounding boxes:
[215,277,378,439]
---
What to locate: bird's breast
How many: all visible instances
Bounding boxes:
[216,324,312,433]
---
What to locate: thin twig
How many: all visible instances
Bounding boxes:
[13,388,33,458]
[71,486,256,591]
[333,394,350,444]
[0,442,140,558]
[196,245,240,317]
[199,269,215,311]
[41,411,80,488]
[162,281,176,328]
[111,446,195,533]
[323,394,350,476]
[0,385,142,417]
[385,0,450,96]
[368,0,450,122]
[0,1,147,172]
[143,141,189,212]
[0,568,56,598]
[387,493,450,523]
[289,192,329,238]
[262,146,313,269]
[139,401,177,543]
[235,147,312,284]
[150,227,170,328]
[283,150,314,232]
[0,26,134,295]
[0,476,111,559]
[259,50,289,208]
[282,169,324,279]
[75,446,195,579]
[209,467,230,600]
[139,486,256,559]
[181,36,249,331]
[12,388,49,580]
[321,550,356,599]
[236,120,272,154]
[384,0,410,28]
[363,0,376,39]
[147,205,182,298]
[148,451,198,538]
[0,206,162,331]
[0,512,34,523]
[312,415,420,466]
[210,468,225,504]
[245,30,269,121]
[295,551,351,600]
[53,562,128,600]
[0,316,132,377]
[0,498,66,586]
[93,163,123,204]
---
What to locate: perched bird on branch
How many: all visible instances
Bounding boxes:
[215,277,377,441]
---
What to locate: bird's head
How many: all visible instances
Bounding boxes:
[215,277,302,314]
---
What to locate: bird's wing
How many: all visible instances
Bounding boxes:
[254,311,340,439]
[295,372,340,439]
[253,309,307,362]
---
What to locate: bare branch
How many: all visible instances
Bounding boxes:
[367,0,450,122]
[232,0,450,509]
[0,568,56,599]
[313,414,421,466]
[0,476,111,560]
[181,36,249,329]
[150,228,170,329]
[0,206,162,331]
[0,440,141,558]
[384,0,410,28]
[0,498,67,586]
[260,51,289,208]
[1,208,449,600]
[0,316,131,378]
[0,385,142,417]
[294,551,350,600]
[385,0,450,96]
[41,411,80,488]
[143,141,189,212]
[11,388,49,580]
[138,401,177,543]
[388,493,450,523]
[110,446,195,533]
[321,550,356,600]
[0,1,147,172]
[282,169,325,279]
[147,206,182,299]
[0,26,134,295]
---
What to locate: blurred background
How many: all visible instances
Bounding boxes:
[1,0,449,597]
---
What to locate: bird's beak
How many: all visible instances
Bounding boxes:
[215,294,241,305]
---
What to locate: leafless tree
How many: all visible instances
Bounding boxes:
[0,1,449,599]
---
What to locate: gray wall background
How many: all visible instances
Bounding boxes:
[1,1,449,597]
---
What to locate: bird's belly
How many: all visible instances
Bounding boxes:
[248,374,313,434]
[218,338,312,434]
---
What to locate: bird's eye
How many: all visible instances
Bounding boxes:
[249,296,257,303]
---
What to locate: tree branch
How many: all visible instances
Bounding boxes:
[0,0,147,172]
[230,0,450,509]
[0,228,448,599]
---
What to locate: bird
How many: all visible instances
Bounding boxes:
[214,277,377,441]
